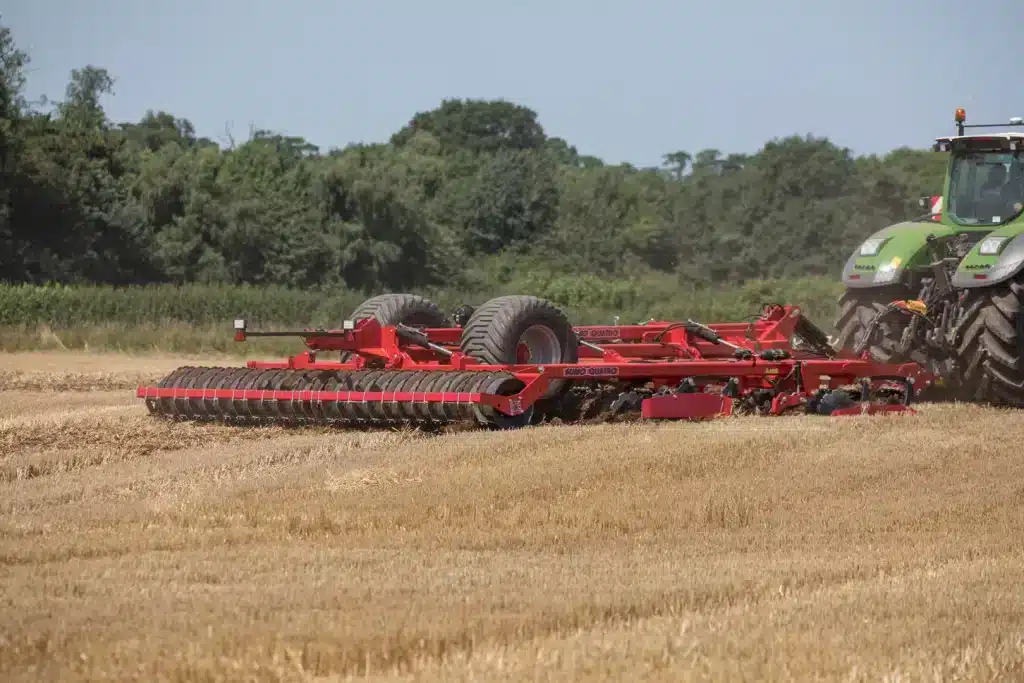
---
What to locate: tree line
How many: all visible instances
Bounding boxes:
[0,21,947,296]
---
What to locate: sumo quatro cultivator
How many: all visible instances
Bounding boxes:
[136,294,933,430]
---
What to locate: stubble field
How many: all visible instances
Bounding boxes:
[2,350,1024,681]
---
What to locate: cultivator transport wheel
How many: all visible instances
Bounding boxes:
[955,274,1024,406]
[459,295,579,400]
[338,293,451,362]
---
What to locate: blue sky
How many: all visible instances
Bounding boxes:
[5,0,1021,165]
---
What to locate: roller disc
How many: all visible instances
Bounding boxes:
[141,366,537,431]
[471,372,534,429]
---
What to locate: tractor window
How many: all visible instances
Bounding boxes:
[948,151,1024,226]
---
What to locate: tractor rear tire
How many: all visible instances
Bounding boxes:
[340,293,450,362]
[459,295,578,400]
[833,285,927,364]
[954,275,1024,406]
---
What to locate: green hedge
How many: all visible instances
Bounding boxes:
[0,276,846,354]
[0,283,366,328]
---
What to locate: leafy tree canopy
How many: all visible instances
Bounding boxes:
[0,21,947,293]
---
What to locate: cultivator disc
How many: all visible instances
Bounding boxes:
[140,366,531,430]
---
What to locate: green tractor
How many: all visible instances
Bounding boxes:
[834,108,1024,404]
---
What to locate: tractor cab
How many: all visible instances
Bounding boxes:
[933,109,1024,229]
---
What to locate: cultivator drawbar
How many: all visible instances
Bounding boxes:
[137,294,934,430]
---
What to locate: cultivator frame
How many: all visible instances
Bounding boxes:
[137,295,933,430]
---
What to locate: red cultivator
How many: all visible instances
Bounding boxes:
[136,294,934,430]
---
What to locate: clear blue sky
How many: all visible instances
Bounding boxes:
[4,0,1021,166]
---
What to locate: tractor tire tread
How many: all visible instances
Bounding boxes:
[832,285,926,364]
[956,276,1024,405]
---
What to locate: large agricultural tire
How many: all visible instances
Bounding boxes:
[459,295,578,400]
[832,285,952,401]
[954,275,1024,406]
[339,293,451,362]
[833,285,929,365]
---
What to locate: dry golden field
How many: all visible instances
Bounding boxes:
[2,350,1024,682]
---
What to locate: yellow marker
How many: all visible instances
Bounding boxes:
[902,300,928,316]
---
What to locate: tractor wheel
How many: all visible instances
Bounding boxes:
[954,275,1024,406]
[459,295,578,400]
[339,293,451,362]
[833,285,928,364]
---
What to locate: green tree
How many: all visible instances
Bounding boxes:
[392,98,547,154]
[59,66,114,129]
[662,150,691,180]
[0,18,952,296]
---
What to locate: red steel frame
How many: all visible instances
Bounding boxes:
[136,305,934,421]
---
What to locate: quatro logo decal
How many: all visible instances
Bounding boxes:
[576,328,621,338]
[563,366,620,377]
